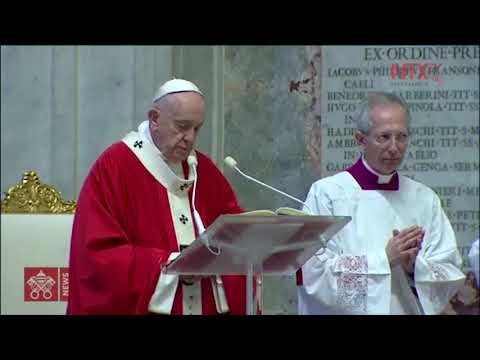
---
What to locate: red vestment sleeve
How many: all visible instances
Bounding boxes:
[67,145,173,314]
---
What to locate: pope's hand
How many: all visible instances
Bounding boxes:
[180,275,205,285]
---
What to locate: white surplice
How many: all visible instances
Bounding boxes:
[298,171,465,315]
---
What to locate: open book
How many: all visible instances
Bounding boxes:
[240,207,311,216]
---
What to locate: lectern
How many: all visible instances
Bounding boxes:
[165,214,351,315]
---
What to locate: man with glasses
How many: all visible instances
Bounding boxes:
[298,91,465,315]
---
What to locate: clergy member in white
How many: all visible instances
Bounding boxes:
[297,91,465,315]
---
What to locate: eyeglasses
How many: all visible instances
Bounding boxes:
[370,132,410,146]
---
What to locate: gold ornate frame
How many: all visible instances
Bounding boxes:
[1,171,76,214]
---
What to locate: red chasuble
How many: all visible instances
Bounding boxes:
[67,142,246,314]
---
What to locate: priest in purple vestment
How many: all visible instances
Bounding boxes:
[298,91,465,315]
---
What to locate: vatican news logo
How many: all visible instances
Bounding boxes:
[24,267,69,302]
[390,63,443,84]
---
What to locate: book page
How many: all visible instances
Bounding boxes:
[240,209,276,216]
[275,207,311,216]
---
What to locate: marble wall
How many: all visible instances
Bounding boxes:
[224,46,319,210]
[223,46,322,314]
[1,46,172,200]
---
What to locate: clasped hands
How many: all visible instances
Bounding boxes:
[386,225,425,274]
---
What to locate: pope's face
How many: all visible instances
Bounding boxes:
[148,92,205,164]
[355,103,409,175]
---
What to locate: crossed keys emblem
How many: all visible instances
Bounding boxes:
[26,270,56,300]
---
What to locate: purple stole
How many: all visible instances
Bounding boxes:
[346,158,399,191]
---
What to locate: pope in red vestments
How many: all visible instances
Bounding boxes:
[67,79,247,315]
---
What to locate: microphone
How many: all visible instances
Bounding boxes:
[187,155,206,233]
[223,156,313,214]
